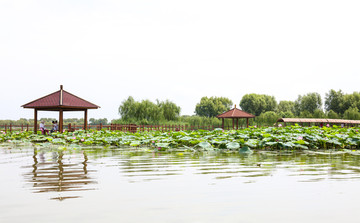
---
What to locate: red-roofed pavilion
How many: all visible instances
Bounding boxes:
[216,105,255,129]
[22,85,100,133]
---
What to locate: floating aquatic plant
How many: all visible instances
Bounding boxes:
[1,126,360,151]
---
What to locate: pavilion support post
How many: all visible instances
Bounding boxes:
[59,109,63,133]
[232,118,235,129]
[34,109,38,133]
[236,118,239,129]
[246,118,249,128]
[222,118,224,129]
[84,109,88,131]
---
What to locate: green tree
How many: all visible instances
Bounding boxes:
[240,94,277,116]
[257,111,279,125]
[195,96,233,117]
[299,110,313,118]
[294,93,322,115]
[18,118,30,125]
[136,99,162,122]
[118,96,181,124]
[327,110,340,119]
[89,118,108,125]
[325,89,344,114]
[277,101,296,114]
[313,109,326,118]
[118,96,137,121]
[278,111,295,118]
[342,92,360,113]
[343,107,360,120]
[157,99,181,121]
[63,118,84,125]
[179,115,223,126]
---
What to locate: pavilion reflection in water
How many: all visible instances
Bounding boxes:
[23,148,97,201]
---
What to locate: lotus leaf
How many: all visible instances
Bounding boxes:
[239,146,253,154]
[52,138,66,144]
[226,142,240,150]
[245,139,258,148]
[155,142,170,148]
[197,141,212,149]
[130,141,141,147]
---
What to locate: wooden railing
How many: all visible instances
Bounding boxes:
[0,124,31,133]
[62,124,231,132]
[0,123,262,133]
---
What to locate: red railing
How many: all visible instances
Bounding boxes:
[70,124,252,132]
[0,123,259,133]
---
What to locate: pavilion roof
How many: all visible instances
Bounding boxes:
[22,85,100,110]
[217,107,255,118]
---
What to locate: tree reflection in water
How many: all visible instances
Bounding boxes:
[116,150,360,183]
[21,148,360,200]
[23,148,97,201]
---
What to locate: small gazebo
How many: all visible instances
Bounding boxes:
[217,105,256,129]
[22,85,100,133]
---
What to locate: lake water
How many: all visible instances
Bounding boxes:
[1,144,360,223]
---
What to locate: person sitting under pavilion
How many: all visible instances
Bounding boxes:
[39,121,49,135]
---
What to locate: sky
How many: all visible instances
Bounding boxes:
[1,0,359,121]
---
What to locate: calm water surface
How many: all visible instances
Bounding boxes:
[1,144,360,223]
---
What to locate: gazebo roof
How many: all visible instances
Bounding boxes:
[217,107,255,118]
[22,85,100,111]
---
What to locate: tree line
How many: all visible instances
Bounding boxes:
[116,96,181,125]
[115,90,360,126]
[3,90,359,127]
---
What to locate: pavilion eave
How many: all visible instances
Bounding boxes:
[23,106,99,111]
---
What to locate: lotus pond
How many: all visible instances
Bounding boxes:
[1,125,360,151]
[2,127,360,223]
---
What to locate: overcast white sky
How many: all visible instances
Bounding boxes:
[1,0,359,121]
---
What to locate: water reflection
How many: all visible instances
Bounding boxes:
[4,147,360,223]
[15,148,360,198]
[112,150,360,183]
[114,152,274,183]
[22,148,97,201]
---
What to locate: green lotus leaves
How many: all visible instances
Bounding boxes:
[226,142,240,150]
[52,138,66,144]
[239,146,253,154]
[190,140,201,145]
[327,139,342,146]
[347,137,360,145]
[279,142,296,149]
[294,139,307,145]
[197,141,212,149]
[155,142,170,148]
[130,141,141,147]
[30,135,49,143]
[245,139,259,148]
[2,125,360,151]
[294,144,308,149]
[179,136,193,141]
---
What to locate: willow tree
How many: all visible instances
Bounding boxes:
[118,96,181,123]
[240,94,277,116]
[294,93,322,116]
[325,89,345,114]
[195,96,233,117]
